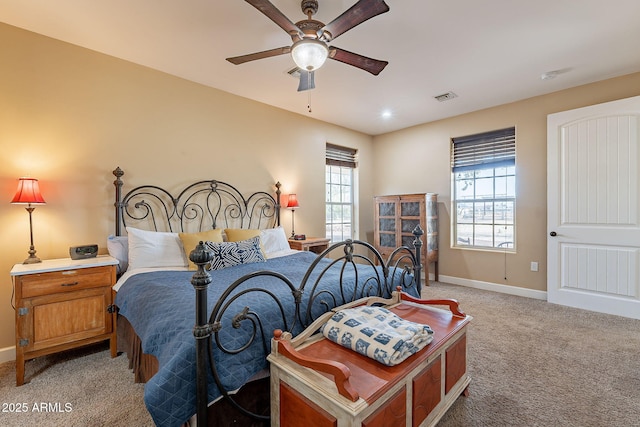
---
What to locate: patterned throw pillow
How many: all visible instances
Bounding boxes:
[203,236,266,271]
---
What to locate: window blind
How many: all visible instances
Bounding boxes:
[451,127,515,172]
[326,143,357,168]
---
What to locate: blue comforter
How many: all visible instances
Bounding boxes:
[115,251,417,426]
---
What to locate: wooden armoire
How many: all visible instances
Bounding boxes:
[374,193,439,283]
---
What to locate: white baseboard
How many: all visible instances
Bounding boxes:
[0,345,16,364]
[434,274,547,301]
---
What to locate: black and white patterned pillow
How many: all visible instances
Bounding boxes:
[203,236,266,271]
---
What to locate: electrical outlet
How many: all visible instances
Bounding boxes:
[530,261,539,272]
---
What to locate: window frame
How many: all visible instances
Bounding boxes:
[451,128,516,251]
[325,144,357,243]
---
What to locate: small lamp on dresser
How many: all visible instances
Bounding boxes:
[286,194,299,238]
[11,177,46,264]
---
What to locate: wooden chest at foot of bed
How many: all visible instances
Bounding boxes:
[268,294,472,427]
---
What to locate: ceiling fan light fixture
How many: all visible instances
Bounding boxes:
[291,39,328,71]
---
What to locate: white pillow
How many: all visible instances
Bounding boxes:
[107,235,129,274]
[126,227,188,270]
[260,226,290,255]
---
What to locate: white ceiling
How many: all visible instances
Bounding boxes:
[2,0,640,135]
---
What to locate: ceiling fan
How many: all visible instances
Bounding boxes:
[226,0,390,91]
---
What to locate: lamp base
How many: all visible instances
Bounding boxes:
[23,247,42,264]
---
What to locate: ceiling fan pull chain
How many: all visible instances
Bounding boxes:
[307,88,312,113]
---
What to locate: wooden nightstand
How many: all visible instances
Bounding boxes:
[10,255,118,386]
[288,237,331,254]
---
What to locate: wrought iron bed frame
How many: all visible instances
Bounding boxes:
[112,167,423,426]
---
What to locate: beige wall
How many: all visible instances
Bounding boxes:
[372,72,640,291]
[0,24,374,352]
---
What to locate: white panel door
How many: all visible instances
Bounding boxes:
[547,95,640,319]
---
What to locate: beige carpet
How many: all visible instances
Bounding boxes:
[1,281,639,426]
[428,282,640,427]
[0,343,153,427]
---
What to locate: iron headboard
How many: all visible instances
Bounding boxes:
[112,167,281,236]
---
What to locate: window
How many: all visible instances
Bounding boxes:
[325,144,357,242]
[451,127,516,249]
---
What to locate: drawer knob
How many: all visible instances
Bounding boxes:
[61,281,79,287]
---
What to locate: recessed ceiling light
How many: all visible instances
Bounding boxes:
[381,110,392,119]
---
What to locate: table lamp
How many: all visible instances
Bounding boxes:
[286,194,299,238]
[11,177,46,264]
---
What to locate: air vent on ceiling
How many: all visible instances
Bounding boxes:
[434,92,458,102]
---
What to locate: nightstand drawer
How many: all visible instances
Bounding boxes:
[288,237,330,254]
[18,266,112,298]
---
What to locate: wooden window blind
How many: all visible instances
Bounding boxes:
[326,143,357,168]
[451,127,515,172]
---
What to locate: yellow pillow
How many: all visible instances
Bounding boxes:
[179,229,224,270]
[224,228,261,242]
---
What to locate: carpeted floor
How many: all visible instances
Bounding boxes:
[1,281,639,426]
[0,342,153,426]
[429,282,640,427]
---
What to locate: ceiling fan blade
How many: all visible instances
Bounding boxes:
[321,0,389,41]
[245,0,303,39]
[226,46,291,65]
[297,70,315,92]
[328,47,388,75]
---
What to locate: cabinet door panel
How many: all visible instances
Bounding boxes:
[401,218,421,233]
[379,233,397,247]
[412,357,442,427]
[400,201,421,217]
[27,288,111,351]
[34,295,105,340]
[280,382,337,427]
[402,235,417,247]
[379,202,397,217]
[445,334,467,394]
[362,387,406,427]
[379,218,396,232]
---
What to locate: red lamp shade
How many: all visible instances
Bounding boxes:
[11,178,46,205]
[286,194,299,209]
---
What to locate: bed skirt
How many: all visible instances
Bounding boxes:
[117,315,158,383]
[117,314,270,426]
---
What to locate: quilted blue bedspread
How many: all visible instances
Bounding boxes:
[115,251,417,426]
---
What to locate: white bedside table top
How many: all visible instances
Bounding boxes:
[10,255,118,276]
